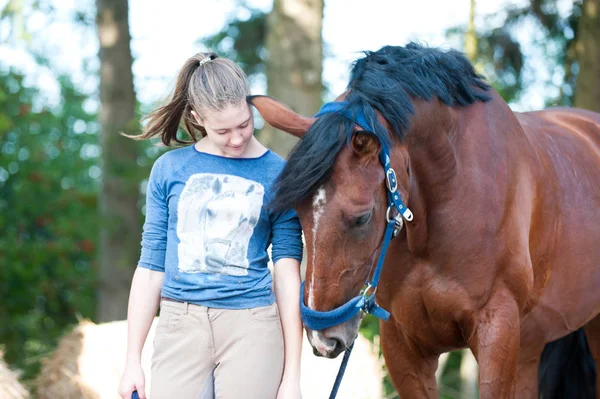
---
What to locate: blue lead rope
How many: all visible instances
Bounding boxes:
[329,342,354,399]
[303,101,414,399]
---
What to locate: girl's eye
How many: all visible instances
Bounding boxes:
[239,123,249,129]
[354,213,372,228]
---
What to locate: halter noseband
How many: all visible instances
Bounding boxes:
[299,101,413,331]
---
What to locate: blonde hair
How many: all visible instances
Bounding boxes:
[132,52,251,146]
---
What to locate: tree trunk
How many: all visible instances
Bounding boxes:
[259,0,324,158]
[465,0,478,63]
[96,0,141,322]
[574,0,600,112]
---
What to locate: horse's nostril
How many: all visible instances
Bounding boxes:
[331,337,344,351]
[312,346,321,357]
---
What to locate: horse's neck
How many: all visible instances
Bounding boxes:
[403,101,463,204]
[392,101,461,254]
[399,95,525,254]
[407,94,524,195]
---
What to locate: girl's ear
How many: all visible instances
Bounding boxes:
[190,110,203,127]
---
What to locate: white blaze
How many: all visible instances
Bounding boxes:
[308,187,327,309]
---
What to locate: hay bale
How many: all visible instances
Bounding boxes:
[36,319,157,399]
[37,318,382,398]
[0,350,29,399]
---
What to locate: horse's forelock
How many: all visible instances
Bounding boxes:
[269,114,353,213]
[269,99,395,213]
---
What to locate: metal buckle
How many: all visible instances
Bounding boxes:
[386,206,404,236]
[385,168,398,192]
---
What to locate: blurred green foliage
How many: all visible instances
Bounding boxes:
[0,68,98,382]
[446,0,582,106]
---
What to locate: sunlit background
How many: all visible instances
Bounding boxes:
[0,0,594,398]
[2,0,575,108]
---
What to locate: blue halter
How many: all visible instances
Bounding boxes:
[300,101,414,399]
[300,101,413,331]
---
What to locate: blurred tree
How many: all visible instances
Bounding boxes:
[0,0,101,385]
[464,0,478,64]
[573,0,600,111]
[0,68,98,383]
[1,0,27,42]
[449,0,600,110]
[95,0,141,322]
[258,0,324,157]
[446,0,585,106]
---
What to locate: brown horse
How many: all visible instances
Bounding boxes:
[250,43,600,398]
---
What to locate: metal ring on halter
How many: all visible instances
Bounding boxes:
[386,206,398,224]
[360,283,377,298]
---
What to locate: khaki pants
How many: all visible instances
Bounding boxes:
[151,299,284,399]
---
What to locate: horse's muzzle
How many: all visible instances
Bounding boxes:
[306,315,361,358]
[309,330,345,358]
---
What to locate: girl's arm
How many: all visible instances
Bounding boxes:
[119,267,164,399]
[273,257,303,399]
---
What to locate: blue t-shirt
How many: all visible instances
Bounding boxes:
[137,144,303,309]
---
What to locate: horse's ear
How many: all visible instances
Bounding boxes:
[351,132,381,162]
[248,95,315,138]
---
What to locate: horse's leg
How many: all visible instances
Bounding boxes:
[584,314,600,397]
[514,345,544,399]
[380,320,438,399]
[469,289,520,399]
[513,316,548,399]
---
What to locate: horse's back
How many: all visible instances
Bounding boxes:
[516,106,600,200]
[518,107,600,149]
[515,107,600,343]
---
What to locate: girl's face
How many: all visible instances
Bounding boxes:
[195,101,255,158]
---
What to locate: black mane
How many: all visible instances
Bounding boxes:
[270,42,492,212]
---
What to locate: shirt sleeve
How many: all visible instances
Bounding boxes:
[270,208,304,264]
[138,158,168,272]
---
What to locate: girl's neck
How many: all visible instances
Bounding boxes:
[194,136,268,159]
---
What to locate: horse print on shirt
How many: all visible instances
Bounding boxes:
[177,173,264,276]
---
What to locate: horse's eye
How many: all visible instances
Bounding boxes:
[354,213,372,228]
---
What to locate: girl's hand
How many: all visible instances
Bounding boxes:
[119,362,146,399]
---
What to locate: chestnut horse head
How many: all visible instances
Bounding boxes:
[252,43,491,357]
